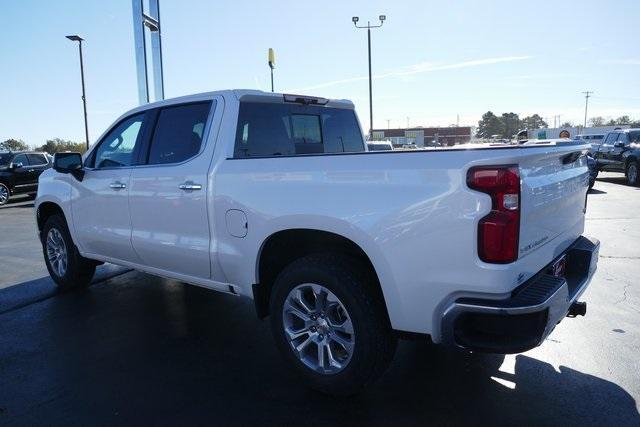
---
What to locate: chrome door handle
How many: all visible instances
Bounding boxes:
[178,181,202,191]
[109,182,127,190]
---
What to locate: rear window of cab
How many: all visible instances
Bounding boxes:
[233,102,364,158]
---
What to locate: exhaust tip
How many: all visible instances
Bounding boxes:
[567,301,587,318]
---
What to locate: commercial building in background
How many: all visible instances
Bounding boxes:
[371,126,472,147]
[526,125,630,140]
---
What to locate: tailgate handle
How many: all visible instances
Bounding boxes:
[562,151,583,165]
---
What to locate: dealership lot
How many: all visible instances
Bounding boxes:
[0,173,638,425]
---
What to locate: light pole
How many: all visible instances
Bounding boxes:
[352,15,386,140]
[582,91,593,128]
[268,48,276,92]
[66,35,90,150]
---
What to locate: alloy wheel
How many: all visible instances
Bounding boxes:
[46,228,68,277]
[282,283,355,374]
[0,185,9,205]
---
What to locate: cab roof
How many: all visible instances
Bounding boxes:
[126,89,355,115]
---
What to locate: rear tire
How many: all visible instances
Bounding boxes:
[42,214,96,289]
[626,160,639,186]
[269,253,396,396]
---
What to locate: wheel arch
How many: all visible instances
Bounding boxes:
[253,228,398,326]
[35,199,76,246]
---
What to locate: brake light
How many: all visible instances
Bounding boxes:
[467,166,520,263]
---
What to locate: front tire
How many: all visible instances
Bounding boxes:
[269,253,396,396]
[626,160,639,186]
[42,214,96,289]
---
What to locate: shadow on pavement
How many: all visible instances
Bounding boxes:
[596,176,629,185]
[588,188,607,195]
[0,201,34,210]
[0,194,35,210]
[0,264,130,314]
[0,274,637,425]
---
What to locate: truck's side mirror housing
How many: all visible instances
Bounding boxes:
[9,162,23,170]
[614,141,625,148]
[53,152,84,180]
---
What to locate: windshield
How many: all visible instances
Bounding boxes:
[0,153,13,166]
[628,131,640,143]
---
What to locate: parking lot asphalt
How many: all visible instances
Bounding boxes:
[0,173,638,426]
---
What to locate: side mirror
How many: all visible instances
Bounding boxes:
[10,162,23,169]
[53,152,84,180]
[614,141,625,148]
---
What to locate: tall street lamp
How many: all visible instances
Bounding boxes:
[268,48,276,92]
[66,35,90,150]
[352,15,386,140]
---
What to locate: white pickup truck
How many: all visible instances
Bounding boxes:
[36,90,599,395]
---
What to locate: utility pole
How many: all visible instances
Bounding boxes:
[386,119,391,129]
[582,91,593,127]
[406,117,410,128]
[352,15,386,140]
[456,114,459,127]
[66,35,90,150]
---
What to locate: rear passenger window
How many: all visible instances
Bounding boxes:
[12,154,29,166]
[234,102,364,158]
[147,101,212,165]
[27,154,47,165]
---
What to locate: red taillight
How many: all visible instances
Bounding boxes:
[467,166,520,263]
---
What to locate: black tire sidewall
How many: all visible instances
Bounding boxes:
[626,160,639,186]
[269,254,394,395]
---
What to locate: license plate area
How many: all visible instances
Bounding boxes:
[549,254,567,278]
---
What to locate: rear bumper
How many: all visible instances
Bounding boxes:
[441,235,599,353]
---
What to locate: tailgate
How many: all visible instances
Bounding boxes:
[518,146,589,259]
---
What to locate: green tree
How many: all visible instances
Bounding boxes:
[521,114,548,130]
[615,115,631,125]
[37,138,87,155]
[589,116,605,127]
[476,111,503,138]
[501,112,520,139]
[0,138,28,152]
[560,122,573,128]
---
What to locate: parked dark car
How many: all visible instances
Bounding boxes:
[594,129,640,186]
[0,151,52,205]
[574,134,605,155]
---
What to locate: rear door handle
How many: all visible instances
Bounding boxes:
[178,181,202,191]
[109,182,126,190]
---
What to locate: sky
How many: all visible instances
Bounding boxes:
[1,0,639,147]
